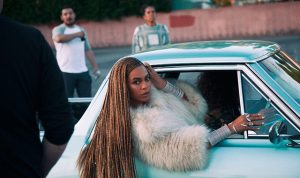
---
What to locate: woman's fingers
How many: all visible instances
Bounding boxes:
[144,62,167,89]
[232,113,265,133]
[240,113,264,131]
[144,63,155,74]
[244,114,264,123]
[247,113,264,121]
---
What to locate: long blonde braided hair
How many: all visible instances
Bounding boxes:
[77,57,144,178]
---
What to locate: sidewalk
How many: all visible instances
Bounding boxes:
[37,2,300,49]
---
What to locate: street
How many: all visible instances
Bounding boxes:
[89,46,131,95]
[89,35,300,96]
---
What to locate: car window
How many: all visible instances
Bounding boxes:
[178,72,201,86]
[160,70,241,132]
[241,74,298,136]
[258,52,300,106]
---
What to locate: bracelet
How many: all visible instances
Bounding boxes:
[162,81,184,98]
[207,125,232,146]
[228,122,237,134]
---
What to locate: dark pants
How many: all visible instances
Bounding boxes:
[62,71,91,97]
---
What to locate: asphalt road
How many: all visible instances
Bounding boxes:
[89,35,300,96]
[88,46,131,96]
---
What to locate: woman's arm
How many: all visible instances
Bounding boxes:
[207,113,264,147]
[144,63,188,100]
[144,63,166,89]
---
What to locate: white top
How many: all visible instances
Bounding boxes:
[53,25,88,73]
[131,24,170,54]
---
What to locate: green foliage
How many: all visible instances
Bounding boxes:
[1,0,171,24]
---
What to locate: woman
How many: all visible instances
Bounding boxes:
[77,57,264,178]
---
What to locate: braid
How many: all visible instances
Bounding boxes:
[77,57,143,178]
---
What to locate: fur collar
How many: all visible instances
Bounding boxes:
[130,81,209,171]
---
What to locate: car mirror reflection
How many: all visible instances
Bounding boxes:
[269,121,300,148]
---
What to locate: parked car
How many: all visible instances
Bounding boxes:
[48,40,300,178]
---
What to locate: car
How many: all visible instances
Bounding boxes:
[47,40,300,178]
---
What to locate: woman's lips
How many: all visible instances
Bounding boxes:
[141,92,150,97]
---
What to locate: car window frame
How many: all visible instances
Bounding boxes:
[154,63,300,139]
[155,64,248,138]
[244,63,300,132]
[83,63,299,145]
[240,73,298,138]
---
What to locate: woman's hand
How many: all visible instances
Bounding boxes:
[228,113,264,134]
[144,63,166,89]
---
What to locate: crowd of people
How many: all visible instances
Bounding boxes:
[0,1,265,178]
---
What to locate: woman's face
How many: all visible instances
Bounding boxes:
[143,6,156,24]
[128,65,151,106]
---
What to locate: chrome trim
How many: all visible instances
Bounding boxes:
[237,71,248,139]
[68,97,93,103]
[147,58,254,66]
[154,65,242,72]
[237,70,245,114]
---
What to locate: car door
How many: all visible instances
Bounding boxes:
[47,62,300,178]
[135,64,300,178]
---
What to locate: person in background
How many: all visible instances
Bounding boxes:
[132,5,170,54]
[52,6,100,98]
[0,0,74,177]
[77,57,264,178]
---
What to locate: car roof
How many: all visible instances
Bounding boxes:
[130,40,280,65]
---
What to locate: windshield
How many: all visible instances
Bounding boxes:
[258,51,300,106]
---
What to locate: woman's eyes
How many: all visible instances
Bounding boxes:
[134,80,141,84]
[133,76,150,85]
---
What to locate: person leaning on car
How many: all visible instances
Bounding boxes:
[0,1,74,178]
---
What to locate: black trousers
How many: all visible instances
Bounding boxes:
[62,71,91,97]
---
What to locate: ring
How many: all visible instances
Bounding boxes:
[248,122,254,126]
[245,114,251,122]
[241,123,247,127]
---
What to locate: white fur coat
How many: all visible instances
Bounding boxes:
[130,81,209,171]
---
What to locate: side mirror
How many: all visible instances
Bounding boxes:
[269,121,287,144]
[269,121,300,148]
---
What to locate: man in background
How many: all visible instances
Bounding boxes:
[52,6,100,98]
[0,0,74,177]
[132,5,170,53]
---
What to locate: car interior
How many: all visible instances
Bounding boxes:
[159,70,299,138]
[160,70,241,131]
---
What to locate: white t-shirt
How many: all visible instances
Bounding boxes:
[53,25,88,73]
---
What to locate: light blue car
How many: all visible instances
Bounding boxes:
[48,40,300,178]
